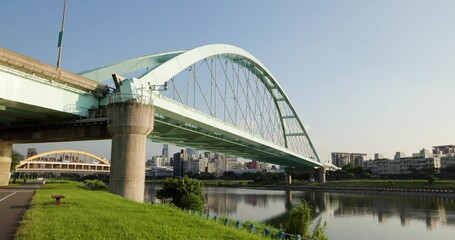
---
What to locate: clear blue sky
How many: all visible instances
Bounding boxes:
[2,1,455,162]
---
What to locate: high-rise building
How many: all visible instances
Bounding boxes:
[187,148,199,160]
[419,148,432,158]
[162,144,169,159]
[191,157,209,174]
[27,148,37,158]
[374,153,384,160]
[246,160,258,169]
[350,153,367,167]
[433,145,455,157]
[394,152,406,160]
[332,152,367,167]
[331,152,350,167]
[172,149,190,177]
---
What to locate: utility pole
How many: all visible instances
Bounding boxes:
[57,0,67,67]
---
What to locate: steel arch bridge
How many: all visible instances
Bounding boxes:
[15,150,110,174]
[80,44,323,168]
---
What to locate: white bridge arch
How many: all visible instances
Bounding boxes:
[81,44,323,168]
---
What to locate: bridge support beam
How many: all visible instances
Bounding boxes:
[108,102,154,202]
[0,143,12,186]
[318,167,326,183]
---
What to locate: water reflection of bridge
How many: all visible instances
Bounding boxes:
[325,191,455,230]
[15,150,110,174]
[203,188,455,230]
[143,183,455,231]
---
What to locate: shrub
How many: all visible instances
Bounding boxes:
[157,176,205,212]
[178,193,205,211]
[285,201,328,240]
[286,201,311,237]
[84,179,107,190]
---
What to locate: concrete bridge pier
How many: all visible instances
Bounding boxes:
[0,143,12,186]
[284,167,293,185]
[107,102,154,202]
[318,167,326,183]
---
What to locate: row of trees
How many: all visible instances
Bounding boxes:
[186,171,287,183]
[330,163,455,180]
[329,164,372,180]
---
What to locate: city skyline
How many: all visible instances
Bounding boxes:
[3,1,455,163]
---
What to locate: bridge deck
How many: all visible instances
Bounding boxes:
[0,48,108,96]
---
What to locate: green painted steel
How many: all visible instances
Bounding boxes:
[1,44,326,168]
[81,44,321,167]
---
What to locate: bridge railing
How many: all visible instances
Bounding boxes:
[107,93,154,105]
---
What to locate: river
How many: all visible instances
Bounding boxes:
[145,183,455,240]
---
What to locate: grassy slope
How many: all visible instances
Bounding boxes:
[16,181,261,240]
[309,179,455,189]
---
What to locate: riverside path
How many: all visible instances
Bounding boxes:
[0,182,42,240]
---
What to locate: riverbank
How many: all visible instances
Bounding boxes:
[148,179,455,198]
[149,179,455,190]
[146,179,253,187]
[15,181,263,240]
[243,179,455,198]
[310,179,455,189]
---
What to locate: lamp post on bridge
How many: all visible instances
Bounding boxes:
[56,0,67,67]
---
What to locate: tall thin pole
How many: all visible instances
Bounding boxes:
[57,0,67,67]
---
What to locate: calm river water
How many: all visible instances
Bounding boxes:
[145,183,455,240]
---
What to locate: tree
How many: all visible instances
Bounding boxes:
[156,176,205,211]
[11,151,23,171]
[427,175,436,185]
[361,172,371,179]
[341,163,354,172]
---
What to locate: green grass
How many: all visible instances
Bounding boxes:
[7,178,41,187]
[16,181,263,240]
[309,179,455,190]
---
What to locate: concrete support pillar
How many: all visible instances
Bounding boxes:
[0,143,13,186]
[108,102,154,202]
[318,167,326,183]
[284,167,292,185]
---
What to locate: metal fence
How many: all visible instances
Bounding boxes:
[187,210,312,240]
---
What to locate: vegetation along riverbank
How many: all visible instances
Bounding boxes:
[15,181,263,240]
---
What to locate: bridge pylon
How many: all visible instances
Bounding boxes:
[107,100,154,202]
[0,143,12,186]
